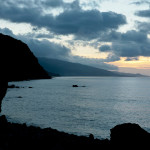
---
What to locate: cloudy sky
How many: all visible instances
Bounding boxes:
[0,0,150,75]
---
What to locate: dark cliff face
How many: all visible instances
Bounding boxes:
[0,33,50,81]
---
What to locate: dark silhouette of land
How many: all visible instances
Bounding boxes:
[0,80,7,112]
[0,33,50,81]
[0,115,149,150]
[110,123,150,149]
[38,57,146,77]
[0,33,50,112]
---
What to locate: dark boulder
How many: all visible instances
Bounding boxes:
[110,123,150,148]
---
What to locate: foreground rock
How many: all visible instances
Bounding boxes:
[0,115,109,150]
[0,115,150,150]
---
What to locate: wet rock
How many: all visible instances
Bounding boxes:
[17,96,23,98]
[72,85,78,87]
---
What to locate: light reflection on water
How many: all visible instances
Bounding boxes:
[2,77,150,139]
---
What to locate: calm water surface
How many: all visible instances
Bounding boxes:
[2,77,150,139]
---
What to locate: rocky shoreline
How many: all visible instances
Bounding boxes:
[0,115,150,150]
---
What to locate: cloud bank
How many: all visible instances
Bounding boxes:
[0,0,126,40]
[1,0,150,73]
[99,29,150,61]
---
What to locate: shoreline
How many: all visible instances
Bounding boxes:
[0,115,150,150]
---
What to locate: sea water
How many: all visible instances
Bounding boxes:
[2,77,150,139]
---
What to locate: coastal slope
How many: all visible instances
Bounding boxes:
[0,33,50,81]
[38,57,144,77]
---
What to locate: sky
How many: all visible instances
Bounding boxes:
[0,0,150,75]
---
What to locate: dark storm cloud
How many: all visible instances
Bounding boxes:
[34,33,54,39]
[50,9,126,40]
[99,45,111,52]
[41,0,79,9]
[99,30,147,42]
[112,40,150,57]
[131,1,150,5]
[112,42,141,57]
[115,29,150,58]
[125,57,139,61]
[0,0,126,39]
[135,9,150,17]
[0,1,45,24]
[136,21,150,33]
[98,30,150,59]
[98,31,122,42]
[104,54,120,62]
[42,0,64,7]
[121,30,147,42]
[27,39,71,60]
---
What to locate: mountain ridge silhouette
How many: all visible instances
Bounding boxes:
[0,33,50,81]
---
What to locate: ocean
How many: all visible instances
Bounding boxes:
[2,77,150,139]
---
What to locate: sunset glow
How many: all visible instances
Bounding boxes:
[108,57,150,69]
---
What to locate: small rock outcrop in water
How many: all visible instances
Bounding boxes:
[8,84,20,88]
[72,85,78,87]
[72,85,86,87]
[17,96,23,98]
[0,33,51,81]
